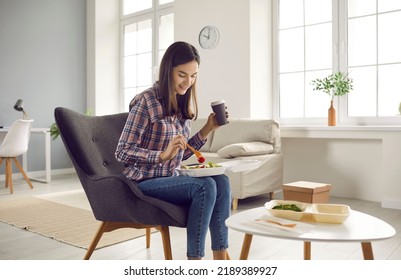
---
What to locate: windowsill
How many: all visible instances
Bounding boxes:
[280,125,401,139]
[281,125,401,131]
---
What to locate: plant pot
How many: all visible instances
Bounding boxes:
[328,100,336,126]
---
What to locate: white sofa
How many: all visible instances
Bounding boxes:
[184,118,284,210]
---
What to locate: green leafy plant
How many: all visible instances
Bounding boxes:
[50,123,60,140]
[311,72,354,100]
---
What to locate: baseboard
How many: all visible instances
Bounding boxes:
[381,199,401,210]
[0,168,76,181]
[49,168,76,176]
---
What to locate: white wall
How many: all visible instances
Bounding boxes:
[281,128,401,209]
[381,132,401,209]
[282,138,383,201]
[174,0,272,119]
[0,0,86,172]
[250,0,272,118]
[90,0,273,118]
[86,0,120,116]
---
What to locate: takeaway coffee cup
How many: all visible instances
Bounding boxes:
[211,100,228,126]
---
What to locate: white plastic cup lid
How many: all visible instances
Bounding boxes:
[211,100,226,106]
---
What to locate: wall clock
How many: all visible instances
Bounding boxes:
[198,25,220,49]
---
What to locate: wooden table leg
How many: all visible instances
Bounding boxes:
[361,242,374,260]
[304,241,311,260]
[239,233,253,260]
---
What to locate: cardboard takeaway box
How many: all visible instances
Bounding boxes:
[282,181,332,203]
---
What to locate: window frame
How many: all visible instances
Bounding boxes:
[273,0,401,126]
[119,0,174,112]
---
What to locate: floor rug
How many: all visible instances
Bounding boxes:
[0,196,150,250]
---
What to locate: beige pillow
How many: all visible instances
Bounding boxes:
[217,142,274,158]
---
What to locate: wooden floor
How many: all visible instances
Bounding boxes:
[1,173,401,260]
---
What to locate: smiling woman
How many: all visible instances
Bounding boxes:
[115,41,232,260]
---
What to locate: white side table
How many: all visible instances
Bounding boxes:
[226,207,396,260]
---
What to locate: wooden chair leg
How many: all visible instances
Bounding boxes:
[6,158,13,194]
[84,222,107,260]
[232,198,238,211]
[12,157,33,189]
[157,226,173,260]
[2,158,8,188]
[146,228,151,248]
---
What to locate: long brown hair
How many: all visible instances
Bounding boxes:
[158,41,200,119]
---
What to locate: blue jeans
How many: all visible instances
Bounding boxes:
[138,174,231,258]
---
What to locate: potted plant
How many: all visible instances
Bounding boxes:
[311,71,353,126]
[50,122,60,140]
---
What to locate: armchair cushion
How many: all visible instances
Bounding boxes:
[217,142,274,159]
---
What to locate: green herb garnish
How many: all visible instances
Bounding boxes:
[272,204,302,212]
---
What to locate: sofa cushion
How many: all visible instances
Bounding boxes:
[210,119,280,152]
[217,142,274,158]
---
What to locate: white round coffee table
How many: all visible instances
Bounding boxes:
[225,207,396,260]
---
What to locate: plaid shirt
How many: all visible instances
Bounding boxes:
[115,83,206,182]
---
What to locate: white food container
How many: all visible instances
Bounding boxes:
[265,200,350,224]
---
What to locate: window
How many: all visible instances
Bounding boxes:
[274,0,401,125]
[120,0,174,111]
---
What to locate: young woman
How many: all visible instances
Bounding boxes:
[115,41,231,260]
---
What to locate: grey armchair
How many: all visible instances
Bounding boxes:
[54,107,188,260]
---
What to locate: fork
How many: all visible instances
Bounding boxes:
[255,219,297,228]
[186,143,205,163]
